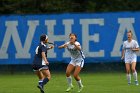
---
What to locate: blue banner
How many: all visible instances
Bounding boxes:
[0,12,140,64]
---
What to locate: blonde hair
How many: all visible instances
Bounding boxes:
[127,30,133,36]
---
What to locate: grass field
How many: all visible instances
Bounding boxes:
[0,72,139,93]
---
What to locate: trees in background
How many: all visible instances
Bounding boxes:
[0,0,140,14]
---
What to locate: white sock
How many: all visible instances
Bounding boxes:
[77,80,83,88]
[67,76,72,87]
[133,71,138,81]
[127,74,131,83]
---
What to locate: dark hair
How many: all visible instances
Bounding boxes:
[40,34,47,41]
[69,33,77,41]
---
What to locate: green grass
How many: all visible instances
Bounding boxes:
[0,72,139,93]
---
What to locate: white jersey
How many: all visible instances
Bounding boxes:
[66,41,85,59]
[123,39,139,62]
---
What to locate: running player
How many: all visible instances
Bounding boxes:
[58,33,84,92]
[121,30,139,85]
[32,34,54,93]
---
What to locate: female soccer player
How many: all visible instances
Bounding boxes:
[121,30,139,85]
[32,34,54,93]
[58,33,85,92]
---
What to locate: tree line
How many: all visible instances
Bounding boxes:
[0,0,140,14]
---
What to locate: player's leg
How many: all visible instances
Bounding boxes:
[33,65,44,87]
[41,69,51,86]
[35,71,45,93]
[131,62,139,85]
[36,65,50,93]
[125,63,131,85]
[37,69,51,93]
[74,59,84,92]
[35,70,44,85]
[65,64,75,92]
[73,66,84,92]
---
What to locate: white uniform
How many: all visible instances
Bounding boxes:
[123,39,139,63]
[66,41,85,68]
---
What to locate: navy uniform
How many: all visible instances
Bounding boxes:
[32,34,52,93]
[32,41,49,71]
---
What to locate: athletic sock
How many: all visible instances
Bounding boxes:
[67,76,72,87]
[77,80,83,88]
[133,71,138,81]
[127,74,131,84]
[43,78,49,85]
[38,80,43,86]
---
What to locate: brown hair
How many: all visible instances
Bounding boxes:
[69,33,77,41]
[40,34,47,41]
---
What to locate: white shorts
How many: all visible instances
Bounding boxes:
[69,58,84,68]
[125,58,137,64]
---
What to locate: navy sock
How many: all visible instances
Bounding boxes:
[38,80,43,87]
[43,78,49,85]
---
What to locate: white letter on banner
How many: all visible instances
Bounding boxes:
[111,18,139,56]
[80,19,104,57]
[45,19,73,58]
[0,20,39,59]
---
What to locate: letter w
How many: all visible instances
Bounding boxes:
[0,20,39,59]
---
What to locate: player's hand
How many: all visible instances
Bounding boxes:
[121,56,124,60]
[50,46,54,49]
[45,61,49,65]
[58,46,61,48]
[58,44,68,48]
[64,44,68,47]
[121,56,124,62]
[131,48,136,51]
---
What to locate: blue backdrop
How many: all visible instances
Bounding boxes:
[0,12,140,64]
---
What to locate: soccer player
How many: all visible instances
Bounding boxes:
[32,34,54,93]
[121,30,139,85]
[58,33,84,92]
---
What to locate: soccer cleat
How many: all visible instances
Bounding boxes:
[128,82,131,85]
[78,85,84,93]
[37,85,44,93]
[135,81,139,86]
[65,85,74,92]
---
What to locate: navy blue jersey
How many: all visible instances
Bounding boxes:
[33,42,47,66]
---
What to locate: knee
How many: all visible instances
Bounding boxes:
[38,77,43,80]
[73,73,78,79]
[132,68,136,73]
[44,73,51,80]
[73,73,80,81]
[48,73,51,80]
[126,70,130,74]
[66,71,71,77]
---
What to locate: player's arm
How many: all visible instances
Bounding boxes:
[131,41,139,52]
[121,42,125,60]
[131,47,139,51]
[47,46,54,50]
[42,52,49,65]
[73,43,81,51]
[121,49,125,60]
[41,46,49,65]
[58,43,68,49]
